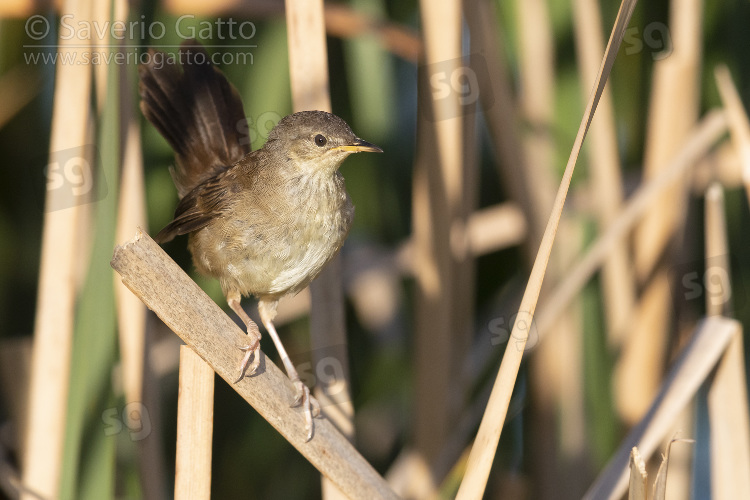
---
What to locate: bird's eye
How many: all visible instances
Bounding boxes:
[314,134,327,147]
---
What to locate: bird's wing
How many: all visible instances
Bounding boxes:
[153,168,238,243]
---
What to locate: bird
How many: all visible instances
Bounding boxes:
[138,40,382,440]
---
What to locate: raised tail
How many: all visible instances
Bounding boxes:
[138,39,250,198]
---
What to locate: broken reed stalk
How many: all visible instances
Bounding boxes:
[454,1,638,497]
[629,439,692,500]
[628,448,647,500]
[285,1,354,498]
[21,0,93,497]
[583,316,741,500]
[174,346,214,500]
[110,230,397,499]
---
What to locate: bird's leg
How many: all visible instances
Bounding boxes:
[227,291,262,382]
[258,300,320,441]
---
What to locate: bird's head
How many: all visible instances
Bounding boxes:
[263,110,382,174]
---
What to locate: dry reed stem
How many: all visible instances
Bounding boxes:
[515,0,557,249]
[661,409,693,500]
[628,0,705,435]
[536,231,587,493]
[112,0,146,414]
[708,330,750,499]
[535,110,728,338]
[670,181,723,495]
[572,0,635,348]
[454,1,638,497]
[413,0,464,465]
[634,0,703,279]
[628,448,647,500]
[410,67,450,497]
[454,61,480,443]
[285,0,330,112]
[463,0,544,250]
[110,230,397,499]
[651,439,694,500]
[284,2,352,497]
[704,183,730,315]
[110,0,167,492]
[113,124,148,415]
[704,184,750,499]
[517,2,588,494]
[385,450,435,499]
[91,0,109,113]
[583,316,741,500]
[714,65,750,208]
[21,0,93,497]
[616,269,672,424]
[625,0,704,427]
[116,119,168,500]
[531,247,587,500]
[174,346,214,500]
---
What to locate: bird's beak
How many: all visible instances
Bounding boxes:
[334,138,383,153]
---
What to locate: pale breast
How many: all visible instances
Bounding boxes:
[189,171,354,300]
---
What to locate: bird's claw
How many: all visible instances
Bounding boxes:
[291,380,320,441]
[234,341,260,383]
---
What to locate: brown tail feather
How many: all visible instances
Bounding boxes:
[138,39,250,198]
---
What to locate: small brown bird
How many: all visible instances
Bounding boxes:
[139,41,382,439]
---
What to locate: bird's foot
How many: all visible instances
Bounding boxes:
[234,338,260,383]
[291,379,320,441]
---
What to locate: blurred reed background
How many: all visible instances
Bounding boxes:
[0,0,749,498]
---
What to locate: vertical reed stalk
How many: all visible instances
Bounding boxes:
[285,1,353,498]
[174,346,214,499]
[21,0,93,497]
